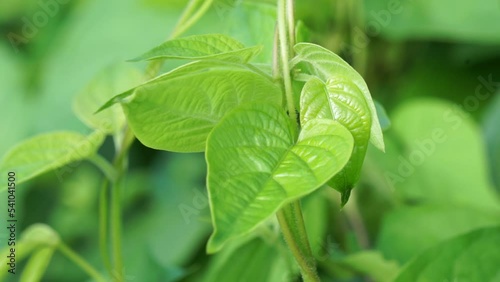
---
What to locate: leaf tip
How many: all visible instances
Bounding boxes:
[206,234,224,254]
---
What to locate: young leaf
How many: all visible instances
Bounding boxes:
[292,42,385,152]
[102,61,282,152]
[131,34,262,63]
[20,247,55,282]
[206,103,354,252]
[300,77,371,205]
[394,227,500,281]
[0,131,105,185]
[73,63,144,134]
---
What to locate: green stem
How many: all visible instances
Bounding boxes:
[145,0,214,79]
[88,154,116,182]
[172,0,214,39]
[110,127,135,282]
[277,202,320,282]
[277,0,298,125]
[99,179,113,276]
[275,1,319,280]
[58,243,107,282]
[103,2,214,280]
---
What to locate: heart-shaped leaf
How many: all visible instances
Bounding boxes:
[131,34,262,63]
[101,61,282,152]
[206,103,354,252]
[300,77,371,205]
[292,42,385,152]
[0,131,105,186]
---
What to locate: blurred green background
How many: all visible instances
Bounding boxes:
[0,0,499,281]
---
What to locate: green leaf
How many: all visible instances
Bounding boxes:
[387,99,499,209]
[203,237,290,282]
[0,131,105,185]
[292,42,385,152]
[206,103,354,252]
[394,226,500,281]
[364,0,500,44]
[377,205,500,263]
[338,251,400,282]
[73,63,144,134]
[300,77,371,205]
[20,247,55,282]
[131,34,262,63]
[103,60,282,152]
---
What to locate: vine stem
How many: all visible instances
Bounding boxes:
[277,202,320,282]
[110,127,135,282]
[275,0,320,281]
[100,1,216,281]
[58,243,107,282]
[277,0,298,125]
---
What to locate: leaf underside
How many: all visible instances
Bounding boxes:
[131,33,262,63]
[0,131,104,186]
[112,61,282,152]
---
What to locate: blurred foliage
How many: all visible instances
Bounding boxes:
[1,0,500,281]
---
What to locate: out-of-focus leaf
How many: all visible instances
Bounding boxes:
[73,63,143,134]
[131,34,262,63]
[374,100,391,131]
[364,0,500,44]
[377,205,500,263]
[394,226,500,281]
[219,1,276,63]
[387,99,499,209]
[120,154,210,280]
[292,42,385,151]
[301,76,371,205]
[203,237,290,282]
[483,93,500,193]
[303,189,329,257]
[20,247,55,282]
[0,131,105,185]
[337,251,400,282]
[206,103,354,252]
[102,60,282,153]
[296,20,313,43]
[0,43,29,157]
[0,224,60,281]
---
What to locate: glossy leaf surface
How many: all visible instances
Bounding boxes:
[206,103,354,252]
[292,42,384,151]
[104,61,282,152]
[300,77,371,204]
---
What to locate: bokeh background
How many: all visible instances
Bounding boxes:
[0,0,499,281]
